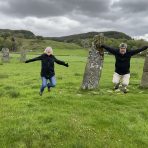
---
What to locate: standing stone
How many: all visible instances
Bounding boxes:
[20,48,27,62]
[1,48,10,62]
[81,34,104,90]
[141,51,148,88]
[81,39,90,48]
[11,37,17,51]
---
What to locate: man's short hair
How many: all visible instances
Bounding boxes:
[119,43,127,49]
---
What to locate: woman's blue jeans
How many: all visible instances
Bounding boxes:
[40,76,56,93]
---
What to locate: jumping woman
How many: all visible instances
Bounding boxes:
[25,47,69,96]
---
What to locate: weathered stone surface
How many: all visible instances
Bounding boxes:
[81,39,90,48]
[81,34,104,90]
[11,37,17,51]
[141,72,148,88]
[141,52,148,88]
[143,53,148,72]
[1,48,10,62]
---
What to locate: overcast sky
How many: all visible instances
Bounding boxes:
[0,0,148,40]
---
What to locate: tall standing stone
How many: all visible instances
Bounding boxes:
[20,48,27,62]
[141,51,148,88]
[11,37,17,51]
[1,48,10,62]
[81,34,104,90]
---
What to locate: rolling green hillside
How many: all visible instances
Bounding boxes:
[0,29,148,56]
[21,39,88,56]
[0,29,35,39]
[47,31,132,43]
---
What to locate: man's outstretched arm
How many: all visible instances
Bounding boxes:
[101,44,117,55]
[129,46,148,56]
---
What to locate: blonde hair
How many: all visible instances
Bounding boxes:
[44,47,53,54]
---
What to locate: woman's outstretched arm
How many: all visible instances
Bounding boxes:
[25,55,42,63]
[53,56,69,67]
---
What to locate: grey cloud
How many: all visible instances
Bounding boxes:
[0,0,70,17]
[0,0,111,18]
[0,0,147,38]
[112,0,148,13]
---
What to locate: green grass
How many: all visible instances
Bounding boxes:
[0,51,148,148]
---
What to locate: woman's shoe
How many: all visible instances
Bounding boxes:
[39,92,43,96]
[48,87,51,92]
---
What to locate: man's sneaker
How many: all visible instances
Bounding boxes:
[115,89,120,92]
[114,83,120,90]
[39,92,43,96]
[121,86,128,93]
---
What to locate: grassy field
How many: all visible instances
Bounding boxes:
[0,50,148,148]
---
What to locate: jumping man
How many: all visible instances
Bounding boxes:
[101,43,148,93]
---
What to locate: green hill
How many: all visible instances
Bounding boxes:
[46,31,132,43]
[0,34,86,56]
[21,38,87,56]
[0,29,131,41]
[0,29,35,39]
[0,29,147,56]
